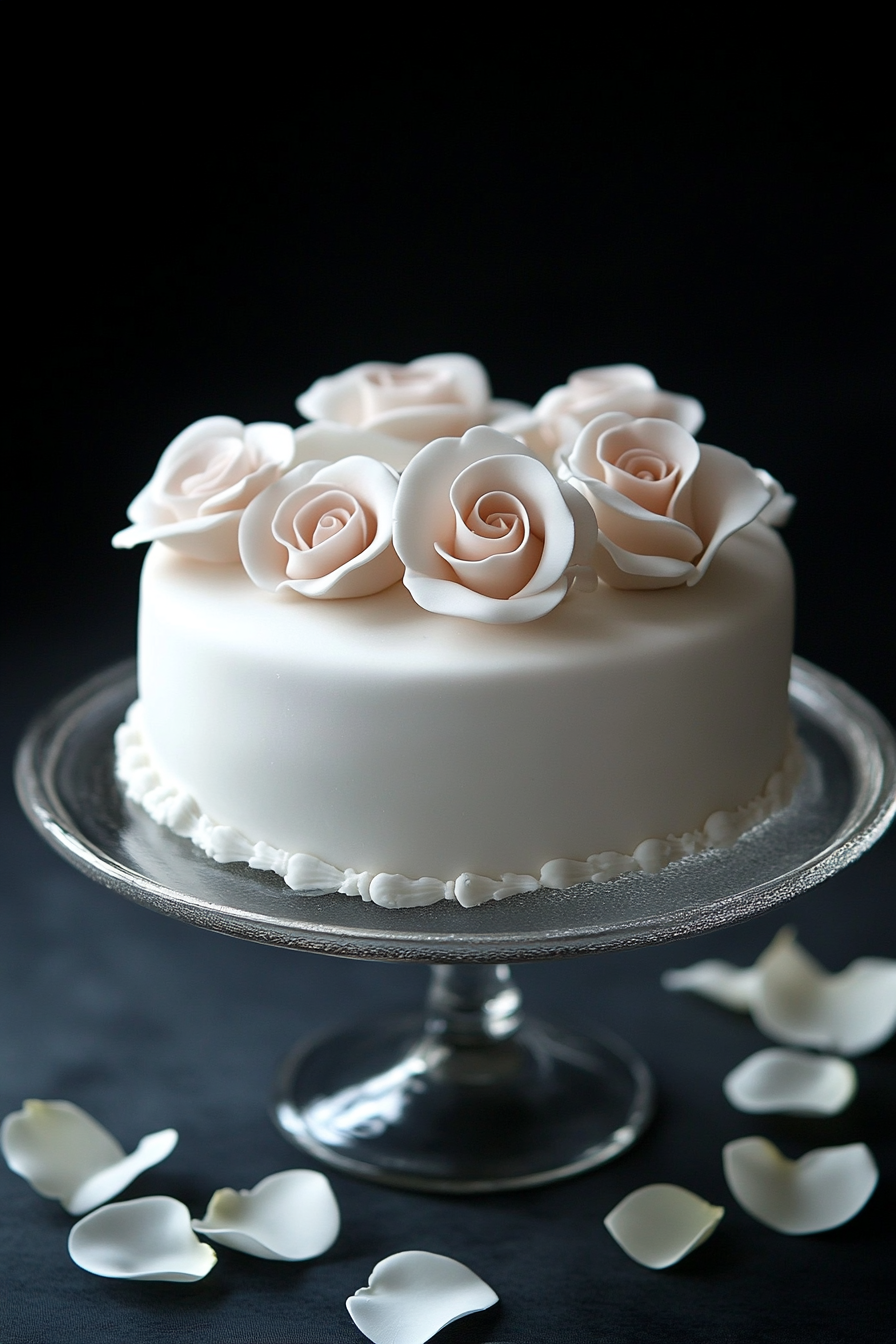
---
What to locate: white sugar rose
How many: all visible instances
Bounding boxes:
[494,364,705,465]
[559,412,773,589]
[290,422,424,473]
[239,455,403,599]
[393,426,598,624]
[296,353,505,448]
[112,417,298,563]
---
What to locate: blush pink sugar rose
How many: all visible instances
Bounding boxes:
[238,455,404,600]
[393,425,598,624]
[296,352,497,446]
[112,416,298,563]
[558,412,772,589]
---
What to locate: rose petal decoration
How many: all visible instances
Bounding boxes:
[191,1169,339,1260]
[493,363,704,465]
[752,928,896,1057]
[297,353,495,446]
[755,468,797,527]
[291,421,423,472]
[722,1137,878,1235]
[112,417,298,562]
[723,1048,858,1116]
[1,1100,178,1215]
[393,425,597,624]
[604,1184,725,1269]
[346,1251,498,1344]
[559,412,772,589]
[68,1196,217,1281]
[239,455,404,599]
[660,959,761,1011]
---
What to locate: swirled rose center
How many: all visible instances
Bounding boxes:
[435,480,544,600]
[166,437,262,517]
[602,443,681,516]
[273,486,373,581]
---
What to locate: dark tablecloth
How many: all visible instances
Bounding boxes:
[2,639,894,1343]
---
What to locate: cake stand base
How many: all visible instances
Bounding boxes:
[273,965,653,1192]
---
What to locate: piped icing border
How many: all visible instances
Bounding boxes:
[115,703,803,909]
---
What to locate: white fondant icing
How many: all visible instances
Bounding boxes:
[116,701,801,908]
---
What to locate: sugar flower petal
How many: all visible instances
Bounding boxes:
[239,455,403,599]
[604,1184,724,1269]
[346,1250,498,1344]
[1,1100,178,1215]
[68,1196,217,1281]
[297,353,494,447]
[292,421,421,472]
[752,928,896,1056]
[112,416,298,561]
[661,960,761,1011]
[755,469,797,527]
[394,426,595,624]
[723,1137,878,1234]
[191,1169,339,1260]
[723,1048,857,1116]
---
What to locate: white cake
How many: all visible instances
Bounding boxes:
[113,356,799,908]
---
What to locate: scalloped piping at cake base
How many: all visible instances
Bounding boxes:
[114,704,803,909]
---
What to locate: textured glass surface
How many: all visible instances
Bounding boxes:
[16,657,896,962]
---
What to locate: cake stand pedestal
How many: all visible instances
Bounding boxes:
[15,658,896,1192]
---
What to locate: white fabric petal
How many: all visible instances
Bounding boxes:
[192,1169,339,1261]
[1,1100,178,1214]
[346,1250,498,1344]
[723,1137,878,1235]
[752,929,896,1056]
[723,1049,857,1116]
[604,1184,724,1269]
[69,1196,217,1281]
[660,960,762,1011]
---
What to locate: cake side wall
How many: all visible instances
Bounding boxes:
[135,525,794,882]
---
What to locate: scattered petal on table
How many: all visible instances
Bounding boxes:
[346,1250,498,1344]
[68,1196,217,1281]
[751,929,896,1056]
[604,1183,724,1269]
[723,1048,857,1116]
[722,1137,878,1235]
[192,1169,340,1260]
[0,1099,178,1214]
[660,959,760,1010]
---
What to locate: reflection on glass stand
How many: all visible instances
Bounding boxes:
[274,964,653,1192]
[14,659,896,1193]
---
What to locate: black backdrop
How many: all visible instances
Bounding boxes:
[4,56,894,1342]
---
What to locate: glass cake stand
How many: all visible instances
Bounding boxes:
[15,658,896,1193]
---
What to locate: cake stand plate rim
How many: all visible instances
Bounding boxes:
[14,656,896,963]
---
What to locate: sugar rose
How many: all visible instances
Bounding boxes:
[239,455,403,599]
[112,417,298,563]
[559,413,773,589]
[296,353,501,448]
[494,364,705,466]
[393,426,597,624]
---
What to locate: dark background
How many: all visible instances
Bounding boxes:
[3,53,893,1342]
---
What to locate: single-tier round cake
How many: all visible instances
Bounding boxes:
[113,356,799,908]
